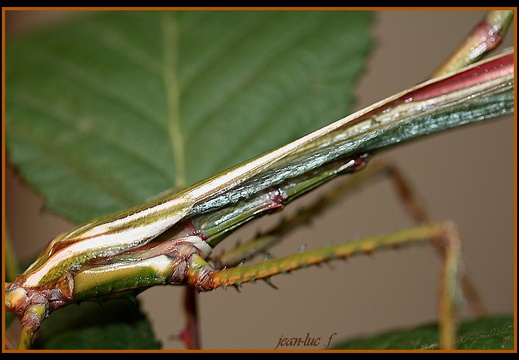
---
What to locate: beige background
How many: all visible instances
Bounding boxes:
[5,9,515,350]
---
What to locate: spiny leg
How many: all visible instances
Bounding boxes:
[191,221,462,349]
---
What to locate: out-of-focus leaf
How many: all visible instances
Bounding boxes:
[331,314,514,350]
[33,298,161,350]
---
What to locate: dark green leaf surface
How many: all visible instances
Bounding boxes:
[6,10,373,223]
[332,314,514,350]
[34,298,161,350]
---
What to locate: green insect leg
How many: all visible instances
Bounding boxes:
[205,222,463,350]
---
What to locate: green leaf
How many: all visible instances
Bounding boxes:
[5,10,374,224]
[33,298,161,350]
[331,314,514,350]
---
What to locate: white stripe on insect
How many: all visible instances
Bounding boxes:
[22,216,180,287]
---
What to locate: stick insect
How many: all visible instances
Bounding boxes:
[4,10,515,350]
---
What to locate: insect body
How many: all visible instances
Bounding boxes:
[5,47,514,349]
